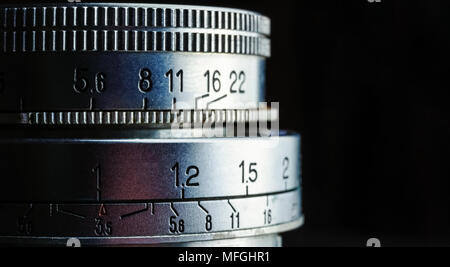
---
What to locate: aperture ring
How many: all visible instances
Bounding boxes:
[0,53,266,111]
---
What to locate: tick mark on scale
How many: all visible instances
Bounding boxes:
[89,97,94,110]
[227,200,236,213]
[120,203,149,219]
[170,203,179,217]
[55,205,86,219]
[142,97,148,110]
[198,201,209,214]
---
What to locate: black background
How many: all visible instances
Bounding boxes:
[5,0,450,247]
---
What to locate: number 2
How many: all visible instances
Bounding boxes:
[230,71,245,93]
[282,157,289,179]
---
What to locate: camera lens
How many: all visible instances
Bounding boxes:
[0,3,302,247]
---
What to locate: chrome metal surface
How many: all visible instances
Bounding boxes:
[0,108,277,126]
[0,190,302,246]
[0,3,302,247]
[0,3,271,36]
[0,132,300,202]
[0,53,266,112]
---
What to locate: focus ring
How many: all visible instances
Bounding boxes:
[0,132,299,202]
[0,4,271,36]
[0,30,270,56]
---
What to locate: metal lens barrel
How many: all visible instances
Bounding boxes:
[0,3,302,247]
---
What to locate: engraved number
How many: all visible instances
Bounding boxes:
[239,161,258,183]
[205,215,212,231]
[166,69,183,92]
[264,209,272,225]
[171,162,200,187]
[282,157,290,179]
[139,68,153,92]
[204,70,221,92]
[230,212,240,229]
[94,218,112,236]
[95,72,106,93]
[73,68,106,94]
[73,68,88,93]
[169,216,185,233]
[230,71,246,93]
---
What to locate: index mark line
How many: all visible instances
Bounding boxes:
[55,205,86,219]
[206,94,227,109]
[89,97,94,110]
[172,97,177,110]
[227,200,236,213]
[93,164,101,202]
[198,201,209,214]
[142,97,148,110]
[195,93,210,109]
[2,188,300,205]
[120,203,149,219]
[170,203,179,217]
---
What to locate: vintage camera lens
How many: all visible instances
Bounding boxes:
[0,3,302,247]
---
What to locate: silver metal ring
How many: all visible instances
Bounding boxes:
[0,194,303,246]
[0,30,270,56]
[0,131,300,202]
[0,53,266,111]
[0,3,301,247]
[0,4,271,36]
[0,131,302,245]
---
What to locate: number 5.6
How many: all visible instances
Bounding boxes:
[73,68,106,94]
